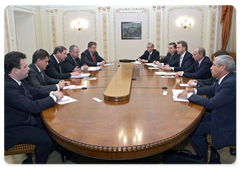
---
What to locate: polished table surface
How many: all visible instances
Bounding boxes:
[41,61,205,160]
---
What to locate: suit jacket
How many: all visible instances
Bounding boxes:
[63,53,84,72]
[197,77,217,88]
[159,51,179,66]
[183,56,212,79]
[81,49,106,66]
[45,54,71,79]
[4,74,55,149]
[189,73,236,149]
[26,63,60,91]
[170,51,194,71]
[139,49,159,63]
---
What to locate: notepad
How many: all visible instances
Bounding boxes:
[86,67,102,71]
[57,96,77,105]
[180,83,190,87]
[172,89,189,102]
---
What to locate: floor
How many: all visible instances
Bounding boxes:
[4,137,236,164]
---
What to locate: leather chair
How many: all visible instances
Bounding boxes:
[206,134,236,164]
[5,144,37,164]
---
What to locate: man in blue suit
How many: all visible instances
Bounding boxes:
[81,41,106,66]
[175,47,212,79]
[177,55,236,163]
[4,51,63,163]
[162,40,194,71]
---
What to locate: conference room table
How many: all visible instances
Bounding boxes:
[41,61,206,160]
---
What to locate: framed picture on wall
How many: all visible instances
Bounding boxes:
[121,22,142,40]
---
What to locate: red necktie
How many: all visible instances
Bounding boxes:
[92,54,96,62]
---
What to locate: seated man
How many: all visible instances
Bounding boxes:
[187,51,230,88]
[137,42,159,63]
[45,46,80,79]
[162,40,194,71]
[175,47,212,79]
[26,49,70,91]
[177,55,236,163]
[64,45,89,72]
[153,42,179,66]
[81,41,106,66]
[4,51,63,163]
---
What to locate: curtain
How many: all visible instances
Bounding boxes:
[220,5,233,51]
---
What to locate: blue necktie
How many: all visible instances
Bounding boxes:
[214,81,219,95]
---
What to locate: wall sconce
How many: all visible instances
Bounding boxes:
[74,21,83,31]
[181,19,191,29]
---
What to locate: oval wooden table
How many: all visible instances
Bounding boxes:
[41,62,205,160]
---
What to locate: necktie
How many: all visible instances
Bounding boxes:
[148,53,151,60]
[20,83,33,100]
[74,59,77,64]
[59,64,62,73]
[92,54,96,62]
[214,81,219,95]
[40,71,45,85]
[179,56,183,67]
[170,54,173,61]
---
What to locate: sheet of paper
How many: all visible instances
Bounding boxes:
[87,67,102,71]
[104,63,114,66]
[57,96,77,105]
[162,91,168,95]
[145,63,159,67]
[161,76,175,78]
[180,83,190,87]
[148,67,159,70]
[70,73,90,79]
[172,89,189,102]
[84,77,97,80]
[133,61,142,64]
[63,85,87,90]
[93,97,103,102]
[155,72,176,75]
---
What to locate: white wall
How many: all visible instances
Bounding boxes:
[4,5,236,63]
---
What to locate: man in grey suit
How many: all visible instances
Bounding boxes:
[26,49,70,91]
[177,55,236,163]
[81,41,106,66]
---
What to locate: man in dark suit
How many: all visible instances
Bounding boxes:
[187,51,230,88]
[153,42,179,66]
[177,55,236,163]
[45,46,80,79]
[64,45,89,72]
[4,51,63,163]
[163,41,194,71]
[81,41,106,66]
[175,47,212,79]
[137,43,159,63]
[26,49,70,91]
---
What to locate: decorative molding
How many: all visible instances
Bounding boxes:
[46,9,58,51]
[4,8,11,52]
[113,8,149,60]
[102,13,108,61]
[50,16,57,49]
[62,9,97,46]
[153,6,165,11]
[98,6,110,12]
[208,5,220,57]
[209,5,221,10]
[155,12,161,52]
[46,9,58,14]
